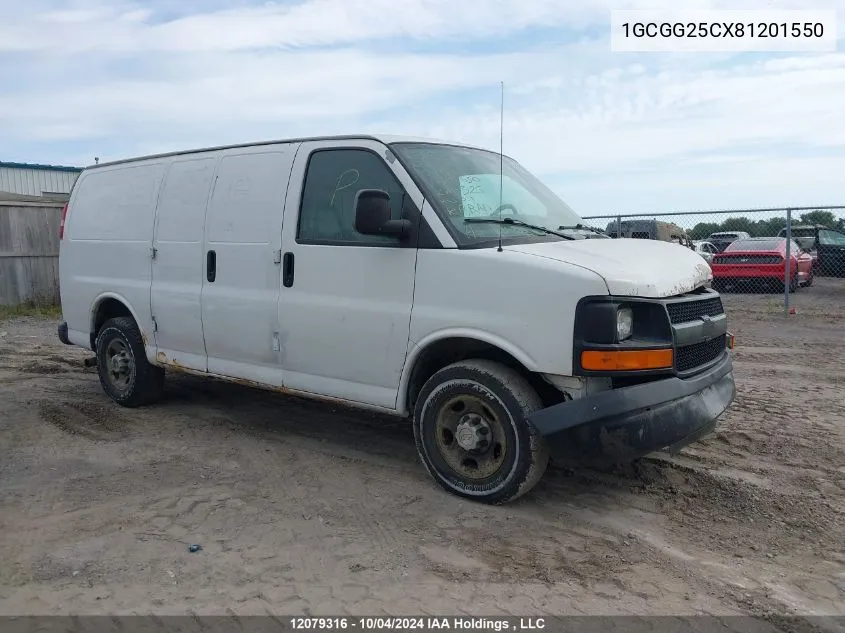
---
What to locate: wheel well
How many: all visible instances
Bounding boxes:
[405,337,566,414]
[90,298,133,349]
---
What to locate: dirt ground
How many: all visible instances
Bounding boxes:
[1,279,843,622]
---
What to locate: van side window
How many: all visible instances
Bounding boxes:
[298,149,406,245]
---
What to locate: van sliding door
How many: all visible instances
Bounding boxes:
[200,145,298,385]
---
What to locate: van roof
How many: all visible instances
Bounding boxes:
[84,134,494,170]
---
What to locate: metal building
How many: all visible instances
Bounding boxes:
[0,161,83,201]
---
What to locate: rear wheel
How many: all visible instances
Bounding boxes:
[95,316,164,407]
[412,359,550,504]
[776,277,797,293]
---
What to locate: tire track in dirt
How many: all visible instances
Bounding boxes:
[583,459,842,618]
[0,333,103,590]
[36,400,128,442]
[3,285,845,620]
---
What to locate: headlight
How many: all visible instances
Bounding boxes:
[616,306,633,341]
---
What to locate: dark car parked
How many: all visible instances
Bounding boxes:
[777,225,845,276]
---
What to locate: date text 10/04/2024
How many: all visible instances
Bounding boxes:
[290,617,547,631]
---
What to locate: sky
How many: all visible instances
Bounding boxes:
[1,0,845,221]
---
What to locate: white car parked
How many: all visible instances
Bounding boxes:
[57,134,736,504]
[693,240,719,264]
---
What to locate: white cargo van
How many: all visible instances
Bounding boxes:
[57,135,736,504]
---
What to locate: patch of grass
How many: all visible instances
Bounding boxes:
[0,300,62,321]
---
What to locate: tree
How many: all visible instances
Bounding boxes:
[754,216,788,237]
[690,222,721,240]
[797,210,837,227]
[720,216,755,234]
[649,211,841,241]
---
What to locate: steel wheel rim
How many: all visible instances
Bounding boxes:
[105,338,134,390]
[434,393,508,481]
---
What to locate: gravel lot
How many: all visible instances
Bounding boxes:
[1,279,843,621]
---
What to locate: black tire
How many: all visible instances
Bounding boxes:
[775,277,796,293]
[95,316,164,407]
[412,359,550,504]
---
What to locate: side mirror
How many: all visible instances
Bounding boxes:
[354,189,411,238]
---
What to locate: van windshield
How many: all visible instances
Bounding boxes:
[390,142,583,247]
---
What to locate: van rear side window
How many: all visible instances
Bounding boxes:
[156,158,217,242]
[69,164,165,241]
[206,151,291,244]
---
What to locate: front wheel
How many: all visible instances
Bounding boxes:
[412,359,550,504]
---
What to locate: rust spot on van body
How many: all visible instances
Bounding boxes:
[230,377,263,388]
[155,351,190,373]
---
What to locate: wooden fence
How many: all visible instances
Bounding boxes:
[0,200,63,306]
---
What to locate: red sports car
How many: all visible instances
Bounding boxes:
[710,237,814,292]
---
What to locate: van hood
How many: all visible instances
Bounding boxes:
[506,238,712,297]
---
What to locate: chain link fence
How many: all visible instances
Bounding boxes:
[581,206,845,314]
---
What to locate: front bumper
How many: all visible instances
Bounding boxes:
[527,351,735,466]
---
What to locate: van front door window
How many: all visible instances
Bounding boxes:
[298,149,406,245]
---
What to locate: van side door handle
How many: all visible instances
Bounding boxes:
[206,250,216,283]
[282,252,294,287]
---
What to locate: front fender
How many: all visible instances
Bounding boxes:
[396,327,539,414]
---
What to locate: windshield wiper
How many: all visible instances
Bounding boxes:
[558,223,606,235]
[464,217,574,240]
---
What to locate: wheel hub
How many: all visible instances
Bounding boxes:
[110,353,129,375]
[455,413,492,453]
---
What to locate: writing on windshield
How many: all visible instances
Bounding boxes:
[459,174,549,219]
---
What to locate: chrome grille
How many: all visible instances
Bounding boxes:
[666,296,724,324]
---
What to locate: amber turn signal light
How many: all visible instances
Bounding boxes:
[581,348,674,371]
